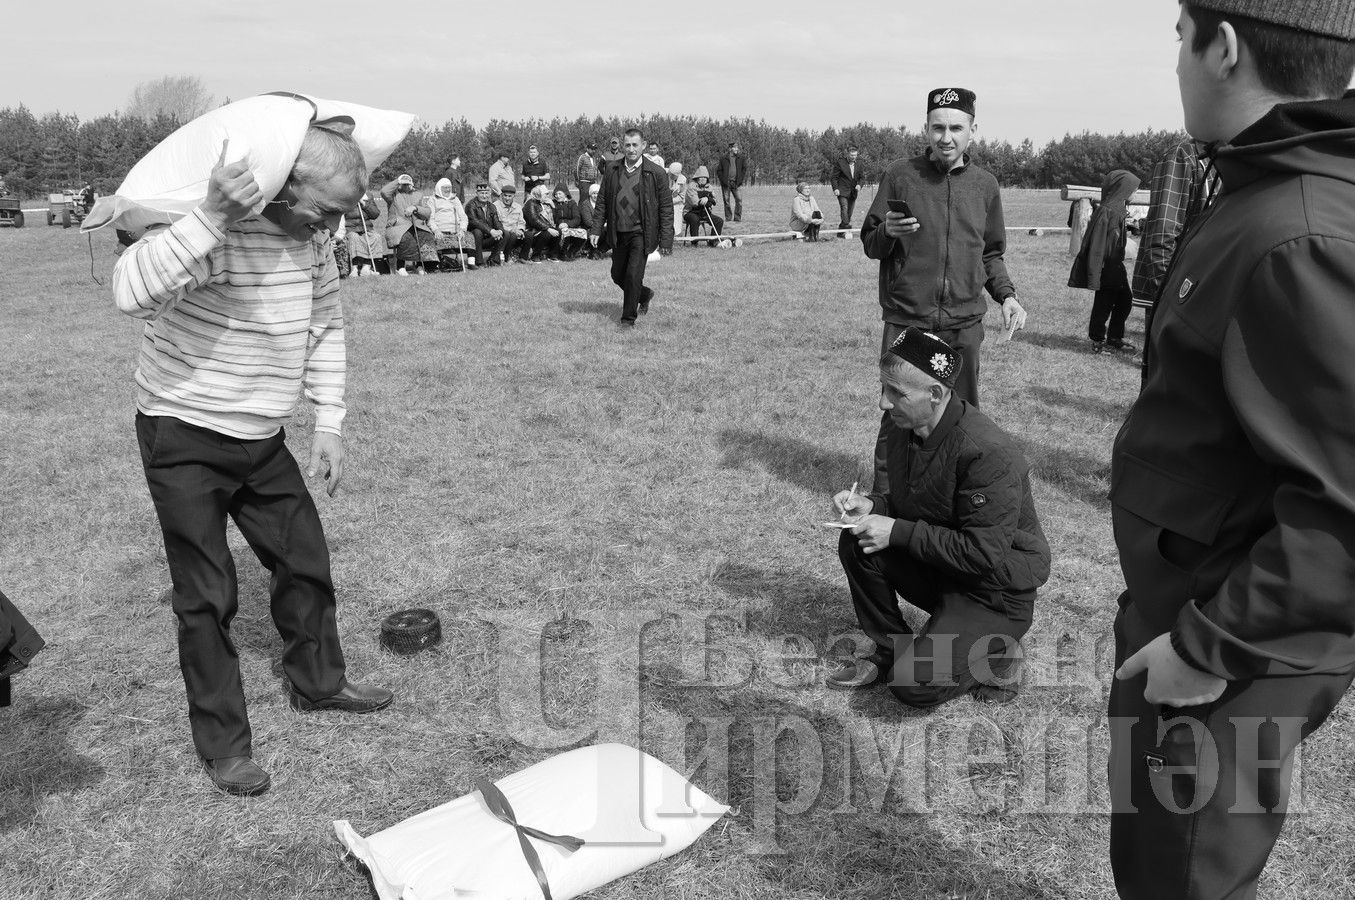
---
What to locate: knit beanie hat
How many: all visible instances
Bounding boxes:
[1185,0,1355,39]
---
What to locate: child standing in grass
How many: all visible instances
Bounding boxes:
[1068,169,1141,354]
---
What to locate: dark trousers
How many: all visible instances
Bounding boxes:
[494,230,522,262]
[559,235,587,259]
[136,413,346,760]
[395,231,418,268]
[577,181,594,205]
[684,210,723,243]
[872,320,982,493]
[837,193,857,230]
[722,184,742,220]
[1108,598,1353,899]
[518,229,550,260]
[610,230,651,322]
[837,532,1032,708]
[460,228,489,265]
[1089,285,1134,344]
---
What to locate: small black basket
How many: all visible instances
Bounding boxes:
[380,608,443,656]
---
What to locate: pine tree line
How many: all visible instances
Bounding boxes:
[0,104,1187,199]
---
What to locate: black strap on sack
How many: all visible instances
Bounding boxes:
[474,777,585,900]
[260,91,356,135]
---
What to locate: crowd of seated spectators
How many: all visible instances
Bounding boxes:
[339,141,847,275]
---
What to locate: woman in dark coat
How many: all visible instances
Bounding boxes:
[1069,169,1141,353]
[551,186,587,260]
[521,185,558,262]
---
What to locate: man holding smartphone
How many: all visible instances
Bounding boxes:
[860,88,1026,493]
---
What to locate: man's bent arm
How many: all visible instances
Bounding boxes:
[112,209,224,319]
[859,174,897,261]
[1173,239,1355,679]
[304,238,347,436]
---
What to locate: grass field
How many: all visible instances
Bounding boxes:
[1,185,1352,899]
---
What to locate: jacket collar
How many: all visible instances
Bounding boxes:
[924,148,970,175]
[915,396,964,450]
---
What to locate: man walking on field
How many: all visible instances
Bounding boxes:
[590,127,673,327]
[1107,3,1355,897]
[859,87,1027,493]
[113,125,393,797]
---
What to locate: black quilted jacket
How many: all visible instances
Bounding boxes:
[867,399,1050,593]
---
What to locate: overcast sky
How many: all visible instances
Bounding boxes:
[9,0,1190,145]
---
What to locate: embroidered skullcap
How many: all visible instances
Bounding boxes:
[927,87,977,117]
[886,327,962,388]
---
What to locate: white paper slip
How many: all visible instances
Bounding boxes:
[822,522,856,529]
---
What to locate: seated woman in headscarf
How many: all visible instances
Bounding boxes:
[425,178,473,268]
[522,184,559,263]
[381,175,437,275]
[789,182,824,242]
[581,183,603,260]
[346,191,387,276]
[551,186,588,261]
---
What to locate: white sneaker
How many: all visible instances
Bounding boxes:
[397,268,408,277]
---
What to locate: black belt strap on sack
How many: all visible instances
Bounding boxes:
[474,777,585,900]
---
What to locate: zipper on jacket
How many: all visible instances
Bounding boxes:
[939,173,954,329]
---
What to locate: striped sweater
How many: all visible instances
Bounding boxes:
[112,208,346,440]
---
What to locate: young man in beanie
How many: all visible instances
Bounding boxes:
[717,141,746,222]
[589,127,673,326]
[829,329,1049,709]
[1108,4,1355,898]
[859,88,1027,494]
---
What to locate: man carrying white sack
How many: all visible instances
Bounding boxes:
[113,123,393,797]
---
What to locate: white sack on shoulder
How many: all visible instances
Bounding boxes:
[83,92,415,236]
[334,743,728,900]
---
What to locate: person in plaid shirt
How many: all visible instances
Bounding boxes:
[1131,138,1217,380]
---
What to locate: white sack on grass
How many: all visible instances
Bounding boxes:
[82,92,415,235]
[334,743,729,900]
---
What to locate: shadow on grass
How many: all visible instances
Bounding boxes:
[718,429,862,495]
[1029,385,1131,423]
[559,299,617,317]
[710,562,853,639]
[1017,437,1111,510]
[644,686,1060,898]
[0,697,104,833]
[1019,329,1140,368]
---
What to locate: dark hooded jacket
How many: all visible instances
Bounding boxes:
[1112,92,1355,680]
[1068,169,1140,291]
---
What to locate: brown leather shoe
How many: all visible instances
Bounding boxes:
[289,681,393,714]
[826,652,891,689]
[202,755,271,796]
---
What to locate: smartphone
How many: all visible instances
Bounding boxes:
[886,199,914,218]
